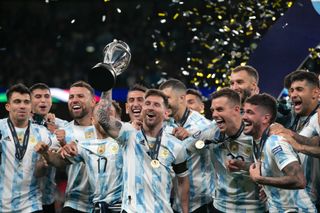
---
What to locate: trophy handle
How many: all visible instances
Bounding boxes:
[89,63,116,91]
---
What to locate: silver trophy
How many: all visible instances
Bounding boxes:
[89,39,131,91]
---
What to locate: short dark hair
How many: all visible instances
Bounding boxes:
[159,78,187,92]
[70,81,95,97]
[186,88,203,101]
[145,89,169,108]
[210,88,240,106]
[289,70,319,88]
[245,93,277,124]
[128,84,148,93]
[6,83,31,101]
[283,70,303,89]
[30,83,51,93]
[230,65,259,84]
[111,101,122,118]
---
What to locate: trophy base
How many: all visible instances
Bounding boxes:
[89,63,116,91]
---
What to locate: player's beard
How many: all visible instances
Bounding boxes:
[70,108,88,120]
[241,89,252,104]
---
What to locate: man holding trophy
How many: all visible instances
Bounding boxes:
[89,40,190,213]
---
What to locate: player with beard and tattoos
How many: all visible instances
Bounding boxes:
[59,81,97,213]
[244,94,316,213]
[97,89,190,213]
[35,103,124,213]
[229,65,259,109]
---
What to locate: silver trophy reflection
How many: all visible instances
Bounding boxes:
[89,39,131,91]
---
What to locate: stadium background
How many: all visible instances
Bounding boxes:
[0,0,319,121]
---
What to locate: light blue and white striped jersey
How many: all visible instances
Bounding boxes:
[117,122,188,213]
[168,110,216,212]
[299,113,320,204]
[212,131,265,212]
[257,135,316,213]
[63,121,95,212]
[69,137,123,208]
[0,118,52,213]
[40,117,68,205]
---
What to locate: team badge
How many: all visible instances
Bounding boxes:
[229,141,239,153]
[110,144,119,154]
[160,149,169,158]
[244,147,252,155]
[85,129,94,139]
[97,144,106,155]
[29,136,36,144]
[192,130,201,139]
[17,132,23,144]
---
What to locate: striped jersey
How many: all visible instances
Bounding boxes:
[212,131,265,212]
[299,113,320,204]
[69,137,123,208]
[169,110,216,212]
[0,118,52,212]
[257,135,316,213]
[63,121,96,212]
[40,117,68,205]
[117,122,188,213]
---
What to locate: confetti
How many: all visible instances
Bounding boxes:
[102,15,106,22]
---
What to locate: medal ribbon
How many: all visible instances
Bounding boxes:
[253,126,270,161]
[7,118,30,161]
[222,122,245,158]
[141,127,163,160]
[32,113,47,127]
[176,108,190,127]
[206,121,245,145]
[290,104,319,132]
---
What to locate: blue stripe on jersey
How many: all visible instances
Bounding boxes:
[0,140,7,208]
[67,164,82,204]
[187,158,196,198]
[135,142,146,212]
[11,157,23,210]
[30,151,40,212]
[152,167,163,213]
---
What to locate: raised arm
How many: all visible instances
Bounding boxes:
[97,90,122,139]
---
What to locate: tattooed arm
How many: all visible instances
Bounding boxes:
[97,90,123,139]
[292,133,320,146]
[249,161,306,189]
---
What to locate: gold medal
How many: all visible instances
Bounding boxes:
[195,140,205,149]
[150,159,160,168]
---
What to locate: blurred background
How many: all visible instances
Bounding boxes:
[0,0,320,120]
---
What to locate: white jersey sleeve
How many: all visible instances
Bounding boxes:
[266,136,299,171]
